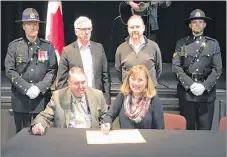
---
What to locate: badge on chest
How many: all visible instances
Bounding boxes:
[38,50,48,62]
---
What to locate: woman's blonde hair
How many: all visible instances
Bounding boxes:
[120,65,156,99]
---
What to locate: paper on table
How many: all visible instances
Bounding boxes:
[86,129,146,144]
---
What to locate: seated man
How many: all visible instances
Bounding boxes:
[31,67,108,135]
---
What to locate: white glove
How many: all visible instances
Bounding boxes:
[190,82,197,90]
[26,85,41,99]
[190,83,205,96]
[26,87,35,99]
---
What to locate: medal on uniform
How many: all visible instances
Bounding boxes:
[41,51,45,62]
[44,51,49,60]
[38,50,47,62]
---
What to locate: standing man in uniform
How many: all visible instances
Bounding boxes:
[172,9,222,130]
[4,8,58,133]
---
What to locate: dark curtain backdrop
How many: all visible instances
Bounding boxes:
[1,1,226,70]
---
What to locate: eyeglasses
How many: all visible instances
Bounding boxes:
[73,81,86,86]
[76,28,92,32]
[128,25,141,29]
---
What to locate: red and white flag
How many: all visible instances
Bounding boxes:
[45,1,65,64]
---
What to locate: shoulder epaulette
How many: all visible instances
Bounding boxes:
[176,36,189,45]
[184,36,190,41]
[40,38,51,44]
[205,36,216,41]
[177,36,188,42]
[9,38,23,44]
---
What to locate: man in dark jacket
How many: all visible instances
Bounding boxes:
[172,9,222,130]
[4,8,58,133]
[57,16,111,106]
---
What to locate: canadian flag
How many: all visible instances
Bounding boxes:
[45,1,65,64]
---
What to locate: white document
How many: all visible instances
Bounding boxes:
[86,129,146,144]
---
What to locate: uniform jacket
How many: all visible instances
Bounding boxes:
[4,37,58,113]
[31,87,108,128]
[57,41,111,104]
[172,35,222,102]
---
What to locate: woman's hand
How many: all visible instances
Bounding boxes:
[101,123,111,134]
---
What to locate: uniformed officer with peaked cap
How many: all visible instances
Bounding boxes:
[172,9,222,130]
[4,8,58,133]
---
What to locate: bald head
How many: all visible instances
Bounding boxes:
[127,15,145,26]
[127,15,145,40]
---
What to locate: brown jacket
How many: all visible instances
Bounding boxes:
[31,87,108,128]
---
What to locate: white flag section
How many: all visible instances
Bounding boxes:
[45,1,65,64]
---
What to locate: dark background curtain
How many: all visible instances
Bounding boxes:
[1,1,226,70]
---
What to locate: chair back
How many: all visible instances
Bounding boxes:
[219,116,226,131]
[164,113,186,130]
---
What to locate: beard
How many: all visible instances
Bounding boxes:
[131,32,141,39]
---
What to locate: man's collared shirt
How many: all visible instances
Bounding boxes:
[77,40,94,88]
[129,37,145,53]
[69,94,92,128]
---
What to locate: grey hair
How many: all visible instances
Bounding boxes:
[74,16,92,29]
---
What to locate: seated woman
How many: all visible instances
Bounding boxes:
[101,65,164,133]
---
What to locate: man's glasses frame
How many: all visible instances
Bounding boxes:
[76,28,92,32]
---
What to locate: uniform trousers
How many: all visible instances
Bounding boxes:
[179,97,214,130]
[13,111,38,133]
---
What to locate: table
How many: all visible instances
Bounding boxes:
[1,128,226,157]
